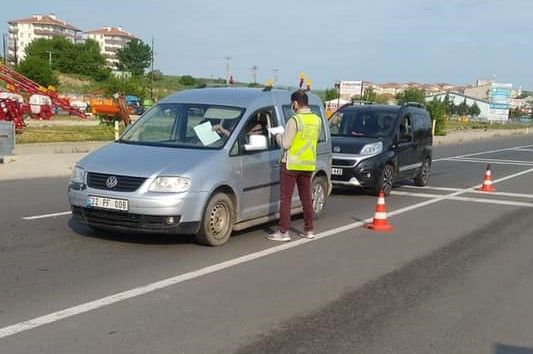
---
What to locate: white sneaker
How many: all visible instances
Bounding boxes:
[266,231,291,242]
[300,231,315,239]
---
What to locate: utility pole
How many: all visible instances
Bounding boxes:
[2,34,7,65]
[272,69,279,86]
[250,65,257,85]
[150,37,154,100]
[45,50,53,67]
[224,55,232,84]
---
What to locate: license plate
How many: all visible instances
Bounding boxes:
[87,196,129,211]
[331,168,343,176]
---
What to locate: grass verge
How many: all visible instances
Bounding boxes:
[16,125,123,144]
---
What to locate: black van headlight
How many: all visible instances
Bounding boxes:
[360,142,383,156]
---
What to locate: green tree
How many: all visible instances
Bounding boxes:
[324,88,339,101]
[457,98,469,116]
[116,40,152,76]
[16,56,59,87]
[396,88,426,105]
[469,102,481,117]
[179,75,196,86]
[148,69,163,81]
[102,75,146,98]
[23,37,109,81]
[425,98,447,136]
[362,87,377,102]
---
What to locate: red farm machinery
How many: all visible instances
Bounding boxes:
[0,63,85,133]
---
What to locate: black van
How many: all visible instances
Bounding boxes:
[329,102,432,195]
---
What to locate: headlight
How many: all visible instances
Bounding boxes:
[70,166,86,184]
[149,176,191,193]
[360,141,383,156]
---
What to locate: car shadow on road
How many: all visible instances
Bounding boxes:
[494,344,533,354]
[67,218,195,245]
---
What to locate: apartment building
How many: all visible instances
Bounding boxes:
[85,27,138,69]
[7,14,82,65]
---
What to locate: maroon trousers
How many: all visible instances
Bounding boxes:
[278,163,314,233]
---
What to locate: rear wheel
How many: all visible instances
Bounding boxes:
[311,176,328,218]
[195,193,235,246]
[414,158,431,187]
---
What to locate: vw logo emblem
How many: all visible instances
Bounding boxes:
[105,176,118,189]
[333,146,341,153]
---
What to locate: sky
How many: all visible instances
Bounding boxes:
[3,0,533,89]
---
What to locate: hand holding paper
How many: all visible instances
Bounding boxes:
[268,126,285,135]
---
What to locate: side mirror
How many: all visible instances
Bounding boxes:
[244,134,268,151]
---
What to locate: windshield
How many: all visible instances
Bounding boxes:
[120,103,245,149]
[329,109,397,138]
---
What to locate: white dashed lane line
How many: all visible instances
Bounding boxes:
[22,211,72,220]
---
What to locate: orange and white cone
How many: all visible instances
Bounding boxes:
[364,190,393,232]
[478,164,496,192]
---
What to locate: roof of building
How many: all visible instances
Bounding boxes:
[426,91,490,104]
[85,27,138,39]
[8,14,80,31]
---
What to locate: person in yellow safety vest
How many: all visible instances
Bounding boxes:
[267,90,321,242]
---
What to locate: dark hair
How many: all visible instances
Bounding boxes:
[290,90,309,107]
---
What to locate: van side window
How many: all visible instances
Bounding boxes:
[399,115,413,141]
[282,105,326,143]
[231,107,278,155]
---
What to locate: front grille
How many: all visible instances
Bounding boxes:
[87,172,146,192]
[76,207,180,231]
[332,159,356,167]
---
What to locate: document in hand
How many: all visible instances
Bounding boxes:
[194,121,221,146]
[268,126,285,135]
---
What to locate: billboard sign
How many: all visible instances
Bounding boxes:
[488,83,512,121]
[339,81,362,99]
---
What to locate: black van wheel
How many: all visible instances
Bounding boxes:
[311,176,327,218]
[414,158,431,187]
[196,193,234,246]
[373,164,394,196]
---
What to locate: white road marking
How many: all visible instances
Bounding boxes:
[3,167,532,340]
[401,185,533,199]
[391,191,533,208]
[22,211,72,220]
[513,148,533,152]
[433,143,533,162]
[443,158,533,166]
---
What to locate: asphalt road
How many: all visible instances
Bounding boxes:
[1,135,533,353]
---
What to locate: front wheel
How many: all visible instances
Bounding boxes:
[195,193,235,246]
[414,158,431,187]
[371,164,394,196]
[311,176,328,218]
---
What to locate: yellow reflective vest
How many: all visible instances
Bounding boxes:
[286,112,321,171]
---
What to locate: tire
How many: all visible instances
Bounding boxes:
[195,193,235,246]
[372,164,394,196]
[311,176,328,218]
[414,158,431,187]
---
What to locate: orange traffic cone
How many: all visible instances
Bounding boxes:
[364,190,393,231]
[478,164,496,192]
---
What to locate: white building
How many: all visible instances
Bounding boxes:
[426,91,491,120]
[85,27,138,70]
[7,14,82,65]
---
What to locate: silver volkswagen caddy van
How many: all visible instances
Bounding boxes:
[69,88,332,246]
